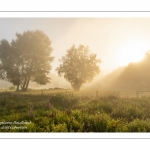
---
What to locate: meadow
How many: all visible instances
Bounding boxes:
[0,89,150,132]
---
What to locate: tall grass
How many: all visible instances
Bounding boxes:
[0,91,150,132]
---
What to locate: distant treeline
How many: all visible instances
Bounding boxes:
[94,53,150,90]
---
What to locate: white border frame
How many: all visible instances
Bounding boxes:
[1,11,150,139]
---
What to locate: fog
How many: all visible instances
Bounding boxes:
[1,18,150,90]
[28,73,71,89]
[1,54,150,91]
[84,53,150,91]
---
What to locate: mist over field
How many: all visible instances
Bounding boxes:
[29,73,71,89]
[85,54,150,91]
[1,54,150,91]
[1,18,150,92]
[1,18,150,132]
[0,73,71,89]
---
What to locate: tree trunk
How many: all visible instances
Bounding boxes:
[24,77,31,91]
[16,84,19,91]
[72,83,81,91]
[22,77,27,91]
[75,86,80,91]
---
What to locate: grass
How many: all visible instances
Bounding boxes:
[0,89,150,132]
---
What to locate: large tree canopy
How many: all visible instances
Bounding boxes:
[0,30,53,91]
[56,45,101,90]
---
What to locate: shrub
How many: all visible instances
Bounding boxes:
[128,119,150,132]
[51,123,68,132]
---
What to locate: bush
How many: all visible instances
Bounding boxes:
[128,119,150,132]
[51,123,68,132]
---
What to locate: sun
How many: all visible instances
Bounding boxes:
[118,40,149,66]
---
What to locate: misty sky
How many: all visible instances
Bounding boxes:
[1,18,150,76]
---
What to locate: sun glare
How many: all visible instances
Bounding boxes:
[118,40,149,66]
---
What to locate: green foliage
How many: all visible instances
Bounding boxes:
[127,119,150,132]
[56,45,101,90]
[0,91,150,132]
[0,30,54,91]
[51,123,68,132]
[49,93,79,109]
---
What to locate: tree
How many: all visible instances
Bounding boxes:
[56,45,101,90]
[0,30,54,91]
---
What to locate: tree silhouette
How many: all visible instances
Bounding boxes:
[0,30,54,91]
[56,45,101,90]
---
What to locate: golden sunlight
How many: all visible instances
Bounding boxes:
[118,39,149,66]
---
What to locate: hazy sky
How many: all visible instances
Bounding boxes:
[1,18,150,76]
